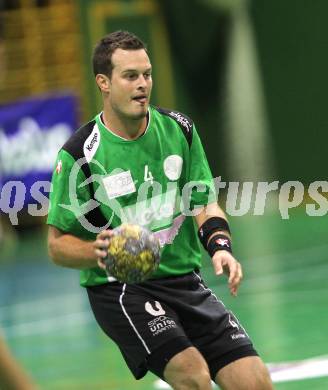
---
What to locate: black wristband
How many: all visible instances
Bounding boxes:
[198,217,231,250]
[207,234,232,257]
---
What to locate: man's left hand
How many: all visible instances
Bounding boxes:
[212,251,243,296]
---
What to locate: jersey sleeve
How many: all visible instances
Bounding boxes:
[47,149,93,239]
[187,125,216,208]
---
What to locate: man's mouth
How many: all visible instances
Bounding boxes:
[132,95,148,104]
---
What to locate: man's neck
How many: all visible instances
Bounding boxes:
[102,110,148,140]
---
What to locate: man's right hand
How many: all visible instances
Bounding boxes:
[93,230,113,270]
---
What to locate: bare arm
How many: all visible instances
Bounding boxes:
[48,226,113,270]
[47,226,95,269]
[194,203,242,296]
[0,335,37,390]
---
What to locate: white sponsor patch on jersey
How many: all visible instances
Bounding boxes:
[102,170,136,199]
[163,155,183,181]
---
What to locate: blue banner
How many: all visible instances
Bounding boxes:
[0,94,77,206]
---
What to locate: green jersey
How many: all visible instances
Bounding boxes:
[47,106,214,286]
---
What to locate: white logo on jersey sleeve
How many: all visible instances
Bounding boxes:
[83,124,100,162]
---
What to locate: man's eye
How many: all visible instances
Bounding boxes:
[144,73,151,79]
[126,74,137,80]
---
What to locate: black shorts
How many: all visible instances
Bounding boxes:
[87,270,258,380]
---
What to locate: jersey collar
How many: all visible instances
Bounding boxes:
[96,108,151,143]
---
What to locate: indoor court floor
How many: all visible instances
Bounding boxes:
[1,211,327,389]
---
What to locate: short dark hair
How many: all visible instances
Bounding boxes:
[92,30,147,77]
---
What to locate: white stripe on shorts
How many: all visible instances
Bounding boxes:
[193,272,249,337]
[193,271,224,304]
[119,284,151,354]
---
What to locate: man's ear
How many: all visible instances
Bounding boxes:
[95,74,111,93]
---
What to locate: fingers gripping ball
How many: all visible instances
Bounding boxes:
[105,223,161,283]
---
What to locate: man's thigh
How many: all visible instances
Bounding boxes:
[87,282,193,379]
[215,356,274,390]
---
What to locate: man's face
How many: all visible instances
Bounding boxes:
[108,48,152,120]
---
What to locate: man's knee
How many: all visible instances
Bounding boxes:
[172,370,212,390]
[216,356,273,390]
[246,361,273,390]
[163,346,212,390]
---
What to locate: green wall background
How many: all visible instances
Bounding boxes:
[78,0,327,184]
[250,0,327,184]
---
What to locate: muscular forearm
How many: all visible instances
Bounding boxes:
[48,228,97,269]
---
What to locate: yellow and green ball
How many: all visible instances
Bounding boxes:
[105,223,161,283]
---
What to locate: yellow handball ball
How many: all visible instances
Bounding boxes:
[104,223,161,284]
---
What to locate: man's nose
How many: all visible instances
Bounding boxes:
[137,75,147,89]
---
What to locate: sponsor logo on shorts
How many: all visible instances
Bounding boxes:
[231,333,246,340]
[147,315,177,337]
[145,301,177,336]
[228,313,248,340]
[228,314,239,330]
[145,301,166,316]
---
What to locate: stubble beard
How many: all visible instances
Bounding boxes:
[131,108,148,120]
[113,102,148,122]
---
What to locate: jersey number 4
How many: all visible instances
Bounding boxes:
[144,165,154,184]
